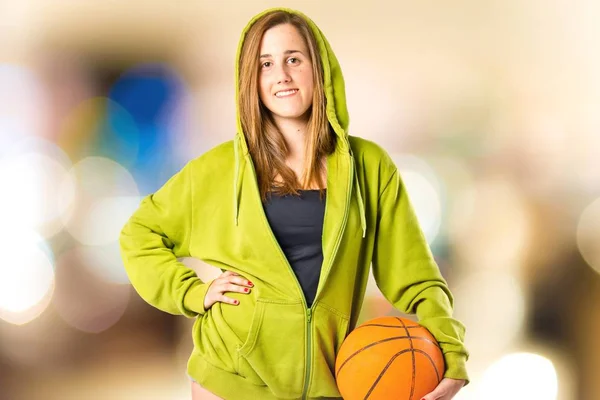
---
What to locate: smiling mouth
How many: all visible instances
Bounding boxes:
[275,89,298,97]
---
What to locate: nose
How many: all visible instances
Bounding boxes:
[274,63,291,84]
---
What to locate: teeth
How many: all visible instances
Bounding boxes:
[275,89,297,97]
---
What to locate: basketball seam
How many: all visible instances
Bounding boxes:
[335,336,439,378]
[418,349,443,383]
[336,319,444,400]
[356,323,421,330]
[364,349,439,400]
[399,317,417,400]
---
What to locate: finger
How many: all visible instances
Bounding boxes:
[212,281,247,295]
[222,283,251,294]
[220,270,239,278]
[424,378,464,400]
[228,276,254,287]
[219,295,239,306]
[215,274,240,286]
[420,389,443,400]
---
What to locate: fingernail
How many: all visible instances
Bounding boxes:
[244,288,249,293]
[234,300,239,304]
[247,281,253,286]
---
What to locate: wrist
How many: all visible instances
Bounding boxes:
[443,352,470,386]
[183,280,212,316]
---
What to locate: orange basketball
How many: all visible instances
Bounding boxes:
[335,316,445,400]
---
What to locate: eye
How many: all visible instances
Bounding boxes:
[261,61,272,68]
[287,57,299,64]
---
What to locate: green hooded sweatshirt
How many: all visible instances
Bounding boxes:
[119,7,469,400]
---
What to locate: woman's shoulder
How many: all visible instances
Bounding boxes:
[186,140,235,172]
[348,135,396,174]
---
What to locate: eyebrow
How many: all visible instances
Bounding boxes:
[259,50,304,59]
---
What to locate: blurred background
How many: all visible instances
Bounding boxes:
[1,0,599,399]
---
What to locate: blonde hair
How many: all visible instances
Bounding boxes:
[238,10,336,200]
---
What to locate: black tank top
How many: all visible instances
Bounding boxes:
[263,190,326,307]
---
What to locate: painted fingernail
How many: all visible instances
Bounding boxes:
[234,300,239,304]
[247,281,253,286]
[244,287,249,292]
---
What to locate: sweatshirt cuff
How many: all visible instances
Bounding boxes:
[182,280,212,317]
[443,352,470,385]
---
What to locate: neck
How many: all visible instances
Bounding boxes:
[273,115,310,162]
[271,113,327,189]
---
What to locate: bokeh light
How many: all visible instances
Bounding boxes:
[392,154,443,244]
[84,196,142,245]
[477,352,558,400]
[0,63,49,150]
[449,176,531,273]
[577,197,600,275]
[78,242,131,285]
[428,156,474,212]
[57,97,112,160]
[572,104,600,192]
[0,230,54,325]
[53,247,130,333]
[90,99,140,169]
[107,63,189,193]
[0,137,73,238]
[453,270,526,357]
[59,157,140,246]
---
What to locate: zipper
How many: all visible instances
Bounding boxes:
[301,152,354,399]
[242,149,354,400]
[244,154,314,398]
[302,308,313,400]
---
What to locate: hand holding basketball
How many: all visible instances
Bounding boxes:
[335,316,447,400]
[420,377,465,400]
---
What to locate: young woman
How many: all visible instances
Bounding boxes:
[120,8,469,400]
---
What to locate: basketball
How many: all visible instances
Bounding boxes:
[335,316,445,400]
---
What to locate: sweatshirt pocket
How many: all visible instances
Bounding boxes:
[192,304,242,375]
[308,302,350,398]
[236,298,306,398]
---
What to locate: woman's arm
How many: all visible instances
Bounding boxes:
[119,163,210,318]
[371,166,470,383]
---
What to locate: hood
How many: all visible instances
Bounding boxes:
[232,7,366,238]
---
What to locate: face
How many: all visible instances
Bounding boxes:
[258,23,315,125]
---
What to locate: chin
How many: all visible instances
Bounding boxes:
[272,108,311,121]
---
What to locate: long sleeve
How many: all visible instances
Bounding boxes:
[371,167,470,382]
[119,163,210,318]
